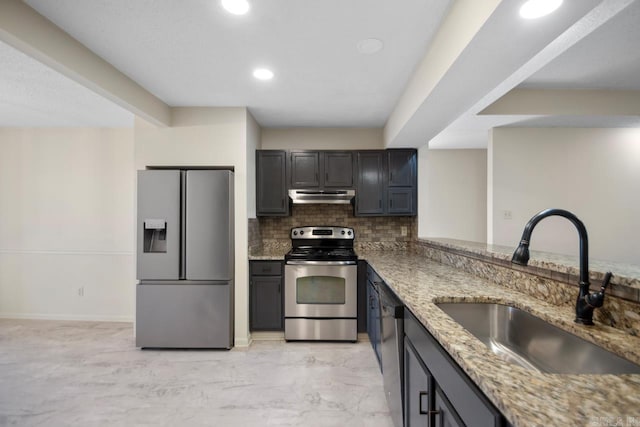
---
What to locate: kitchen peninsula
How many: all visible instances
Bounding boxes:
[250,238,640,426]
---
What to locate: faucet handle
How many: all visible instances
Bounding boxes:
[599,271,613,293]
[585,272,613,309]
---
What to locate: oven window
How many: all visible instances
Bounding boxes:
[296,276,346,304]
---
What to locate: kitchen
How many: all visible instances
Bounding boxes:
[1,0,640,426]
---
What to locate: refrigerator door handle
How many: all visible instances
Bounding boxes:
[180,170,187,280]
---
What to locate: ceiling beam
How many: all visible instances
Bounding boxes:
[383,0,501,148]
[0,0,171,126]
[480,88,640,116]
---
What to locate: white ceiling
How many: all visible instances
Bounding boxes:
[1,0,639,144]
[21,0,452,128]
[521,0,640,90]
[429,0,640,149]
[0,40,133,127]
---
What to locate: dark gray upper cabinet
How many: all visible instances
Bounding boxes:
[388,149,417,187]
[355,149,417,216]
[290,151,320,188]
[289,151,354,189]
[388,188,414,215]
[256,150,288,216]
[356,151,385,215]
[323,152,354,187]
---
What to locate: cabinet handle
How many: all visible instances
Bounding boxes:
[315,172,318,182]
[325,172,329,181]
[281,198,284,208]
[379,199,382,209]
[390,172,393,182]
[419,391,429,415]
[390,199,393,208]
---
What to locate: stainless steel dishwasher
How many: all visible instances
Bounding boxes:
[379,282,404,427]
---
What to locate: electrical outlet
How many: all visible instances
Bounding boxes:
[78,286,84,297]
[400,226,408,237]
[503,210,513,220]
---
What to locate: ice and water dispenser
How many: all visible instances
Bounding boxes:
[143,219,167,253]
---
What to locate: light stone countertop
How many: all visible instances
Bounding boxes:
[248,247,640,425]
[425,237,640,290]
[361,249,640,427]
[248,249,286,260]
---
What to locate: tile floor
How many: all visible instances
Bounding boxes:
[0,319,393,426]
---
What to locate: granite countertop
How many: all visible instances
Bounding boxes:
[361,249,640,427]
[424,237,640,290]
[248,248,286,260]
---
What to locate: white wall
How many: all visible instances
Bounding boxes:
[261,128,383,150]
[246,112,260,219]
[490,128,640,264]
[0,128,135,321]
[418,147,487,242]
[135,107,252,346]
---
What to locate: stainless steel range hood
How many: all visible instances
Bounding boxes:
[288,189,355,204]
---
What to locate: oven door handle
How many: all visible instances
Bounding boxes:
[285,260,357,266]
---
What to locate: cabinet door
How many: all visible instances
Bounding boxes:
[404,340,433,427]
[290,151,320,188]
[256,151,288,216]
[388,150,416,187]
[323,152,354,187]
[356,151,385,215]
[388,188,414,215]
[250,276,283,330]
[434,387,465,427]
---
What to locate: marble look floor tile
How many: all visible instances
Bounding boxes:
[0,319,393,427]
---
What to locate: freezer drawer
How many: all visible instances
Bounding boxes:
[136,282,233,349]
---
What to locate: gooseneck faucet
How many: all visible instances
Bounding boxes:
[511,208,612,325]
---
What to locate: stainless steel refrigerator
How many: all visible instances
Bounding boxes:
[135,169,234,349]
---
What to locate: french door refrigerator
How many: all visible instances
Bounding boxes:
[136,169,234,349]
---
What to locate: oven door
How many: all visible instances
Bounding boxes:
[284,262,357,318]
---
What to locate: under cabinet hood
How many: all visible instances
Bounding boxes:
[288,189,355,204]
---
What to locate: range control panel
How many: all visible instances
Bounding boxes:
[290,226,354,240]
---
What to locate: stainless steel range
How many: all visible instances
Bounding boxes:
[284,226,358,342]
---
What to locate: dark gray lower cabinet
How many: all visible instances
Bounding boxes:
[434,387,465,427]
[404,340,433,427]
[404,309,506,427]
[250,261,283,331]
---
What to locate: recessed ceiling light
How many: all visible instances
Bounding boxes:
[519,0,562,19]
[221,0,250,15]
[253,68,274,81]
[357,38,384,55]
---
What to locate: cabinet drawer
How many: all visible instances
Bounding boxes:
[250,261,282,276]
[405,310,503,427]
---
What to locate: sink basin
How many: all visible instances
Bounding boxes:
[436,302,640,375]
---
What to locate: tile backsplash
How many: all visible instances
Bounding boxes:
[257,204,416,249]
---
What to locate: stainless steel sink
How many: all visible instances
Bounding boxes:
[436,302,640,374]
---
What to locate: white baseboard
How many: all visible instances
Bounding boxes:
[0,313,133,323]
[234,336,251,347]
[250,331,285,342]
